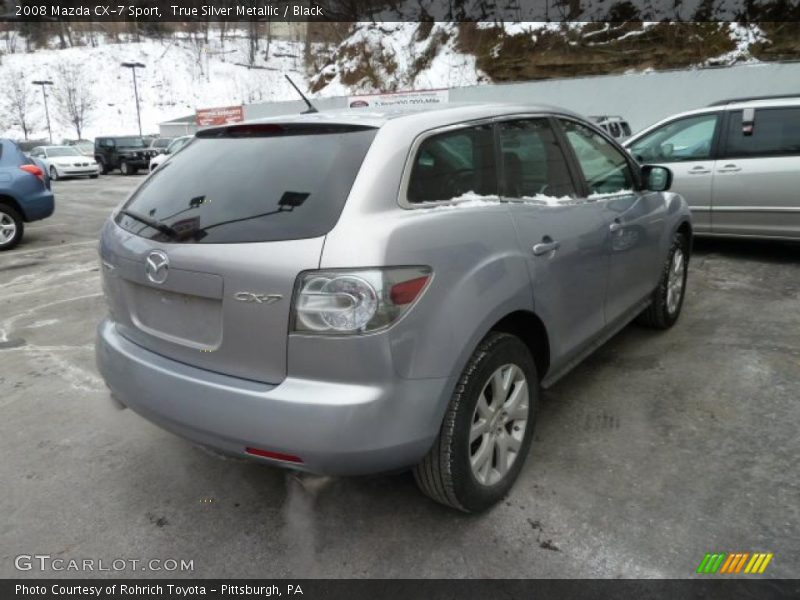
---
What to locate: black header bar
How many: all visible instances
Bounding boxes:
[3,0,800,22]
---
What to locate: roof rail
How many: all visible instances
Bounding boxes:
[708,94,800,107]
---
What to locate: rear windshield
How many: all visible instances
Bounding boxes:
[116,124,377,244]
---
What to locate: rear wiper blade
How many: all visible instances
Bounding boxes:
[120,209,179,240]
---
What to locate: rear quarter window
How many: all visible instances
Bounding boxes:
[116,125,377,244]
[407,124,497,203]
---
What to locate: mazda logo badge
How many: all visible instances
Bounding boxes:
[145,250,169,284]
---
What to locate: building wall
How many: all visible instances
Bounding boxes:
[450,61,800,133]
[241,61,800,134]
[159,121,198,137]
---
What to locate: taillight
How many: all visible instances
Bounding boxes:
[292,267,432,335]
[20,164,44,182]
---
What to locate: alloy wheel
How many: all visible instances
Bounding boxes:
[0,213,17,245]
[666,248,685,315]
[469,363,530,486]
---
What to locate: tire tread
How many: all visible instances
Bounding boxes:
[413,332,520,512]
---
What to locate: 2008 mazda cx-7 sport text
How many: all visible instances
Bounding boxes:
[96,104,692,512]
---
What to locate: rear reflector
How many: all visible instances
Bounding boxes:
[245,447,303,464]
[390,275,430,305]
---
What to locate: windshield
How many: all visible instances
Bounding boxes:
[166,137,192,154]
[47,147,81,157]
[116,125,377,244]
[151,138,172,148]
[116,137,146,148]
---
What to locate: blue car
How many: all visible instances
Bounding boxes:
[0,138,55,250]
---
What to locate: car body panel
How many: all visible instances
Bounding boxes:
[96,104,692,474]
[100,220,325,384]
[710,155,800,238]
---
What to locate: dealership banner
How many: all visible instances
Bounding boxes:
[195,105,244,127]
[348,89,449,109]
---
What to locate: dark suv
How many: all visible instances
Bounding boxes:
[95,136,158,175]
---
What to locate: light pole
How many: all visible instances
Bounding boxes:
[32,80,54,143]
[121,62,146,136]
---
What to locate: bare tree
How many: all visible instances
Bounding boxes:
[3,69,34,139]
[53,62,95,140]
[248,19,259,67]
[189,25,209,79]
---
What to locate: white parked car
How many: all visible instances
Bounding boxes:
[29,145,99,180]
[149,135,193,172]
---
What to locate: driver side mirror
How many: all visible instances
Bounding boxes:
[642,165,672,192]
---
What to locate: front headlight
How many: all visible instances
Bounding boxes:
[292,267,432,335]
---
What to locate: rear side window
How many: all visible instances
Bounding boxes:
[116,125,377,244]
[724,108,800,158]
[498,119,576,198]
[407,124,496,203]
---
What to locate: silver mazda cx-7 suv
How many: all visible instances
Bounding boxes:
[96,104,692,512]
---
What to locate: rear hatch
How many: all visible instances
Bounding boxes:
[100,123,377,384]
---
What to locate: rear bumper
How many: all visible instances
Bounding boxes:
[20,190,55,222]
[95,319,450,476]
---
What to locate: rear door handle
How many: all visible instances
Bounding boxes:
[532,239,560,256]
[688,166,711,175]
[717,164,741,173]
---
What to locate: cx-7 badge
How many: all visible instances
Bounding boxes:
[234,292,283,304]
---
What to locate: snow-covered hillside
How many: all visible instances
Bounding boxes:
[1,34,312,142]
[0,18,789,142]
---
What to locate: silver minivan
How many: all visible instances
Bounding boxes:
[625,96,800,240]
[96,104,692,512]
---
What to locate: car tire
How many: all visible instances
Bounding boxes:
[120,161,131,176]
[49,166,59,181]
[413,332,538,513]
[0,204,24,251]
[97,158,109,175]
[89,174,98,179]
[636,231,689,330]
